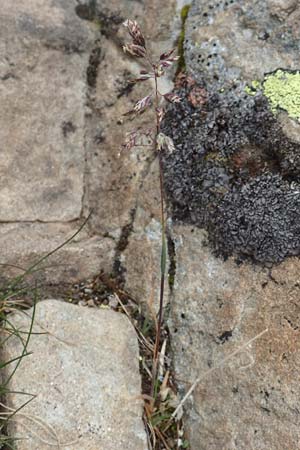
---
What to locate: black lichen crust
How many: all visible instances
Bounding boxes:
[213,174,300,263]
[161,79,300,264]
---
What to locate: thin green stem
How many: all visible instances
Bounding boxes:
[151,68,167,397]
[154,73,160,135]
[154,158,166,363]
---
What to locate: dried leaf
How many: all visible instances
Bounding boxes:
[159,60,172,69]
[165,135,175,154]
[156,133,164,151]
[160,57,179,68]
[155,65,165,77]
[134,94,152,113]
[159,371,170,402]
[143,128,155,142]
[123,19,146,48]
[158,48,179,72]
[174,404,184,421]
[156,54,179,76]
[120,128,155,152]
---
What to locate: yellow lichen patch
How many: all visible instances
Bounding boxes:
[245,85,255,96]
[263,70,300,119]
[244,80,261,96]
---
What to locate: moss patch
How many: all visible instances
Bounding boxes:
[263,69,300,119]
[177,4,191,74]
[181,4,191,22]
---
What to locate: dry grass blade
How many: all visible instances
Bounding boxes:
[116,294,154,353]
[155,426,171,450]
[159,338,167,380]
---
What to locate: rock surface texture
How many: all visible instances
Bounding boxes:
[162,1,300,449]
[171,227,300,450]
[0,0,179,301]
[0,0,117,283]
[3,300,147,450]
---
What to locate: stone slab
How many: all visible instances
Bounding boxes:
[170,225,300,450]
[3,300,148,450]
[0,0,94,222]
[0,222,115,284]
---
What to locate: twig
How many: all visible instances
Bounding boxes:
[116,294,154,353]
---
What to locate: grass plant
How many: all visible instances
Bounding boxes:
[121,19,187,449]
[0,216,90,449]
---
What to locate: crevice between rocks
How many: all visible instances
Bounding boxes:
[167,230,177,293]
[113,207,137,285]
[79,32,103,222]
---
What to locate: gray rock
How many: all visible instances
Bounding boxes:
[185,0,300,86]
[0,0,94,222]
[170,226,300,450]
[0,222,115,284]
[162,0,300,263]
[0,0,179,288]
[3,300,147,450]
[162,1,300,448]
[0,0,111,284]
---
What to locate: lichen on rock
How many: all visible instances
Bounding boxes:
[244,80,261,96]
[213,173,300,263]
[168,2,300,449]
[263,69,300,119]
[162,74,300,264]
[161,0,300,266]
